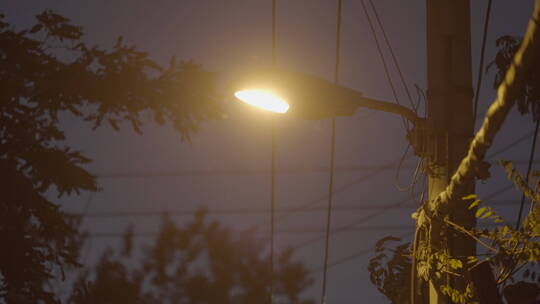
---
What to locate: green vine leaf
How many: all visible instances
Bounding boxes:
[468,199,481,209]
[466,256,478,265]
[476,207,488,218]
[462,194,477,200]
[449,259,463,270]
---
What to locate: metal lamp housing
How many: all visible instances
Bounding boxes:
[231,67,363,119]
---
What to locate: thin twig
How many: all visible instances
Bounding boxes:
[444,218,498,253]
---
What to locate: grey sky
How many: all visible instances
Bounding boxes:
[1,1,537,302]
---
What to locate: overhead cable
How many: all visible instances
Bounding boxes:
[472,0,494,125]
[321,0,343,302]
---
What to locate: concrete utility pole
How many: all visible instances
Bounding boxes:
[425,0,475,303]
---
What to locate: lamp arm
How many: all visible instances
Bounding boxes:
[354,96,421,124]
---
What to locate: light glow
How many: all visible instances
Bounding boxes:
[234,90,289,113]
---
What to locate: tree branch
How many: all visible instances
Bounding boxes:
[444,218,499,253]
[419,0,540,217]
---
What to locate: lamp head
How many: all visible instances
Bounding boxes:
[229,67,363,119]
[234,90,289,114]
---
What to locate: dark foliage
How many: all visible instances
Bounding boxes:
[369,162,540,303]
[488,35,540,122]
[70,211,314,304]
[368,34,540,303]
[367,236,411,304]
[503,281,540,304]
[0,10,220,303]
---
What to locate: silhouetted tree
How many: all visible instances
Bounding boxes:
[70,210,314,304]
[0,10,220,303]
[367,236,411,304]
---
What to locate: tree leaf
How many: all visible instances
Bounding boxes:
[462,194,477,200]
[476,207,488,218]
[468,199,481,209]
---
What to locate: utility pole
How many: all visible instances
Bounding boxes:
[425,0,475,303]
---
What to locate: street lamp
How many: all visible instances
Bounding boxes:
[230,66,427,304]
[230,67,421,124]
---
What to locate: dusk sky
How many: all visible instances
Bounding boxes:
[1,1,537,302]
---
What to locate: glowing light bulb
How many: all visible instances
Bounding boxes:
[234,90,289,113]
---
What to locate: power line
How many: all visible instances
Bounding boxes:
[321,0,343,302]
[487,130,534,158]
[482,184,514,201]
[367,0,415,111]
[292,191,420,251]
[91,159,535,179]
[360,0,410,132]
[75,204,417,218]
[270,120,277,304]
[292,182,516,252]
[74,130,535,227]
[91,160,417,240]
[84,220,514,239]
[310,188,519,273]
[93,164,417,179]
[85,225,415,239]
[74,130,535,221]
[270,0,277,302]
[73,198,522,219]
[313,231,411,273]
[271,155,415,225]
[422,2,540,219]
[271,0,276,65]
[77,130,533,256]
[516,120,540,228]
[472,0,494,125]
[81,185,518,242]
[89,129,533,180]
[80,205,403,218]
